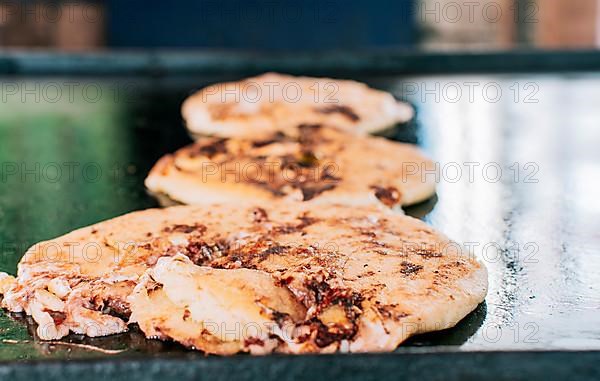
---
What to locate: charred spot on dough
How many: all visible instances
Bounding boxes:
[271,310,292,327]
[311,318,356,348]
[163,223,207,234]
[412,247,443,259]
[48,311,67,326]
[209,240,292,269]
[251,132,289,148]
[414,227,435,236]
[304,278,363,347]
[297,123,323,133]
[300,183,336,201]
[189,138,229,159]
[305,278,363,316]
[259,245,289,260]
[286,164,340,201]
[184,239,229,265]
[369,240,388,248]
[360,270,375,278]
[297,151,319,168]
[297,123,324,146]
[297,212,318,228]
[355,227,377,238]
[437,260,468,276]
[244,337,265,347]
[90,284,133,320]
[103,297,131,320]
[275,276,294,287]
[270,224,300,235]
[372,249,392,256]
[371,185,402,208]
[399,261,423,276]
[315,105,360,122]
[250,207,269,223]
[363,241,393,256]
[279,152,319,170]
[374,304,410,321]
[139,243,153,252]
[320,164,341,182]
[270,212,319,234]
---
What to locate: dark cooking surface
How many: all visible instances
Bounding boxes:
[0,73,599,362]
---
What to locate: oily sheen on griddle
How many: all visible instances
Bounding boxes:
[0,202,487,354]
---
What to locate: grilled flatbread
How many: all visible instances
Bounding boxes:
[182,73,414,138]
[0,202,487,354]
[145,125,436,209]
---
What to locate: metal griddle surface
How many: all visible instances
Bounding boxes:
[0,73,598,376]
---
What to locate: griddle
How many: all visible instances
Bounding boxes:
[0,67,599,380]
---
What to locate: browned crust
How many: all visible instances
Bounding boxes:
[181,73,414,138]
[3,202,487,354]
[145,126,436,208]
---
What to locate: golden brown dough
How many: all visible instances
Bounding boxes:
[182,73,414,138]
[0,202,486,354]
[145,125,436,209]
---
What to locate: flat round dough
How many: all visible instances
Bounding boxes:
[1,202,487,354]
[145,125,436,208]
[182,73,414,138]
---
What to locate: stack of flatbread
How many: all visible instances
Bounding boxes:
[0,73,487,355]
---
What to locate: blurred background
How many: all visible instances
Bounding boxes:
[0,0,597,52]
